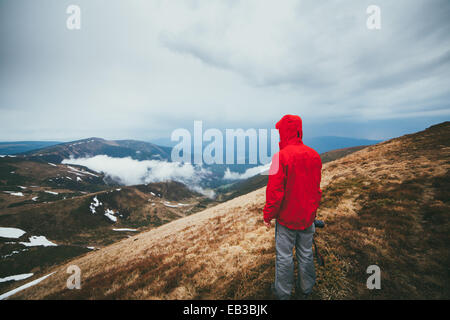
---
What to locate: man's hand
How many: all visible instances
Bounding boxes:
[264,220,271,230]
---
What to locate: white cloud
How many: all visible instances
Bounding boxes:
[223,163,270,180]
[62,155,214,196]
[0,1,449,141]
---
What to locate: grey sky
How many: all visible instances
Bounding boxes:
[0,0,449,142]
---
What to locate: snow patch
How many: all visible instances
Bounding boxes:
[113,228,137,232]
[64,165,99,177]
[0,273,33,283]
[19,236,57,247]
[104,209,117,222]
[3,191,24,197]
[1,248,28,259]
[0,227,26,238]
[163,201,189,208]
[0,272,55,300]
[89,196,102,214]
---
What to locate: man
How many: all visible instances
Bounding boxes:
[263,114,322,300]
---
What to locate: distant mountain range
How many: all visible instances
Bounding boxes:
[1,135,382,162]
[0,141,60,155]
[18,138,172,164]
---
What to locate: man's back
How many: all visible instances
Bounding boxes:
[263,115,322,230]
[277,143,322,229]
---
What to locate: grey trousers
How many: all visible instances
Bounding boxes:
[273,220,316,300]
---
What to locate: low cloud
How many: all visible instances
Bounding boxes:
[223,163,270,180]
[62,155,214,197]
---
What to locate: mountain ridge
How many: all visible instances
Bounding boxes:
[19,137,172,163]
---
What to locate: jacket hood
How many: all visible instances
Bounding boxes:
[276,115,303,150]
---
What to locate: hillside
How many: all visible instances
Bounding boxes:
[4,122,450,300]
[0,157,215,295]
[21,137,172,163]
[303,136,382,154]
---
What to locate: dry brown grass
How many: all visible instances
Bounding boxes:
[8,122,450,300]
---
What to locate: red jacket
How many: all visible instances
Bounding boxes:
[263,115,322,230]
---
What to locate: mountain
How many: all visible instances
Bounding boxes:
[302,136,382,154]
[0,141,60,155]
[6,121,448,300]
[21,137,172,163]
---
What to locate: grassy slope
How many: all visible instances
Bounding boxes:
[0,159,214,294]
[8,122,450,299]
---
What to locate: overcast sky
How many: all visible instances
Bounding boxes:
[0,0,449,143]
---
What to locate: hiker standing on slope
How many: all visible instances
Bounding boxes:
[263,114,322,300]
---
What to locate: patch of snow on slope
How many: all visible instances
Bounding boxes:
[64,165,99,177]
[19,236,57,247]
[44,190,58,195]
[104,209,117,222]
[163,201,189,208]
[1,248,28,259]
[0,272,55,300]
[89,196,102,214]
[4,191,24,197]
[113,228,137,232]
[0,227,26,238]
[0,273,33,283]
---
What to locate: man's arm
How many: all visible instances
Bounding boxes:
[263,152,286,225]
